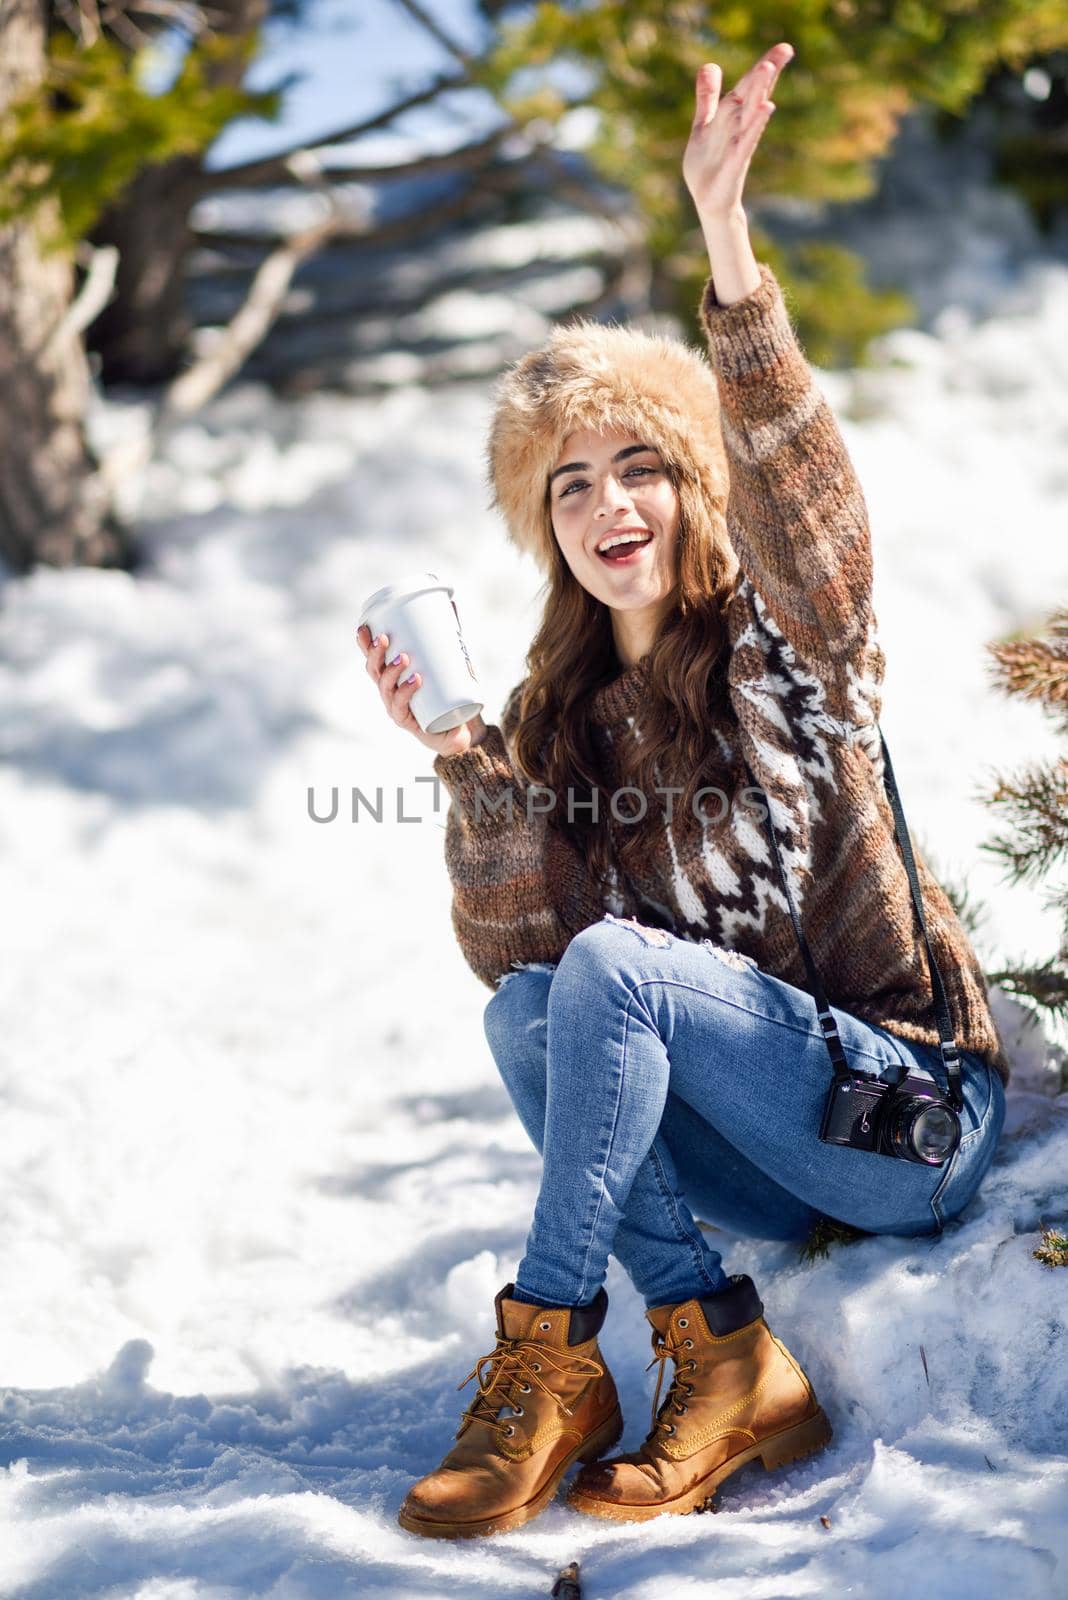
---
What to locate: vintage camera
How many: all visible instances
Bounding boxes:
[819,1070,962,1166]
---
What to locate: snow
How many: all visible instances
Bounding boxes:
[1,256,1067,1597]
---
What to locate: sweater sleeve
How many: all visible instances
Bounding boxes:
[432,683,606,990]
[699,263,883,728]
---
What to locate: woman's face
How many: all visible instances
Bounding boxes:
[548,427,681,615]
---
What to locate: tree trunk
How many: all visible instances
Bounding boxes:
[89,154,205,385]
[0,0,128,572]
[88,0,269,386]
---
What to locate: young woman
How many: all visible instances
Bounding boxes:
[358,41,1008,1539]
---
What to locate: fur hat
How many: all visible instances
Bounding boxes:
[487,317,730,575]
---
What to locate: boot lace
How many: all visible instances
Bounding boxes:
[645,1324,698,1438]
[456,1335,604,1442]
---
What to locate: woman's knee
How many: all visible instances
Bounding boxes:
[483,961,555,1065]
[556,913,671,987]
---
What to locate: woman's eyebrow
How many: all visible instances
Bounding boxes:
[549,443,657,484]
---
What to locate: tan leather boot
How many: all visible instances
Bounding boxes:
[398,1282,624,1539]
[567,1275,831,1521]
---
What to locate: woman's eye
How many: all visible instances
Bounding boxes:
[559,464,656,499]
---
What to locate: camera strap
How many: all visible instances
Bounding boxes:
[742,726,965,1112]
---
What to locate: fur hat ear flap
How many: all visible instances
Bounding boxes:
[487,317,729,574]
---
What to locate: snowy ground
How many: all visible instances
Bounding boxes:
[1,255,1067,1598]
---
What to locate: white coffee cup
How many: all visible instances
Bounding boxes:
[358,571,483,736]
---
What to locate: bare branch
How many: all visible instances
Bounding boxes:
[203,70,471,191]
[391,0,474,65]
[164,217,341,415]
[77,0,103,46]
[44,244,119,359]
[165,151,347,415]
[384,2,630,230]
[106,9,152,48]
[193,149,565,258]
[310,125,512,185]
[110,0,211,33]
[98,152,349,497]
[199,124,517,208]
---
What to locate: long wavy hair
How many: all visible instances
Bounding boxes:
[509,472,739,897]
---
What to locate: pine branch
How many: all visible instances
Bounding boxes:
[799,1216,870,1263]
[980,757,1068,886]
[985,959,1068,1021]
[1033,1228,1068,1269]
[987,608,1068,722]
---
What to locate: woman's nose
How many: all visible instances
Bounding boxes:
[594,474,632,518]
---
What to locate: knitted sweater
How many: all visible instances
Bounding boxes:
[433,263,1010,1083]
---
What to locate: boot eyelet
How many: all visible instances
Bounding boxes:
[684,1339,694,1349]
[677,1318,688,1328]
[663,1423,675,1436]
[531,1362,541,1372]
[513,1406,524,1417]
[519,1383,531,1393]
[503,1424,515,1436]
[539,1320,552,1331]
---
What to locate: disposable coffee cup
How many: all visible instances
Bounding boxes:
[358,570,483,736]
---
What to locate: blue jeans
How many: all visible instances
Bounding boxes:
[483,914,1005,1310]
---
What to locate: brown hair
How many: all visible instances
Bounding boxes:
[488,315,739,891]
[508,477,737,894]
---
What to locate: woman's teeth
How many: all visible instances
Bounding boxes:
[597,534,653,563]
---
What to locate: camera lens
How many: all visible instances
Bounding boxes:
[889,1099,961,1165]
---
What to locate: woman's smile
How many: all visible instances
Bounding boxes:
[594,526,655,565]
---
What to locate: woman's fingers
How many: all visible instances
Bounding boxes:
[740,41,794,94]
[380,650,413,713]
[684,41,791,214]
[753,44,793,105]
[359,627,405,700]
[361,628,398,687]
[357,623,478,752]
[692,62,722,129]
[390,664,422,726]
[710,41,793,120]
[358,624,385,678]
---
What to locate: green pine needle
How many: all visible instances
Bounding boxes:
[1033,1228,1068,1269]
[799,1215,870,1263]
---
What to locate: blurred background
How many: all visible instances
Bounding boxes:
[1,4,1067,1595]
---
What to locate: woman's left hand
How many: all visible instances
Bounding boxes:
[683,42,794,224]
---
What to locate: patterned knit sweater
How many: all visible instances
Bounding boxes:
[433,263,1010,1083]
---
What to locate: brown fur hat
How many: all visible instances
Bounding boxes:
[487,317,730,574]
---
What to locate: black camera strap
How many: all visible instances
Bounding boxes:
[742,726,965,1111]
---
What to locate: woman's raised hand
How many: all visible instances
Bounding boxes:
[356,623,487,757]
[682,42,794,223]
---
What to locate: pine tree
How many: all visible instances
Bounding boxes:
[0,0,127,571]
[0,2,280,570]
[980,608,1068,1044]
[474,0,1068,363]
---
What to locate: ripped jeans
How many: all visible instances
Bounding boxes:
[483,914,1005,1310]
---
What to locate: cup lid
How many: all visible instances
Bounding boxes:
[358,570,452,628]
